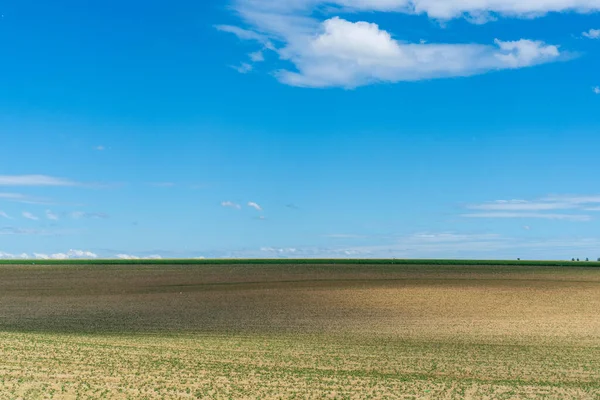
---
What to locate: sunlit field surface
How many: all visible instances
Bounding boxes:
[1,262,599,399]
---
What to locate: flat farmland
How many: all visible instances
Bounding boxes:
[0,262,599,399]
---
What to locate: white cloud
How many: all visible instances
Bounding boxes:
[66,249,98,258]
[33,253,50,260]
[116,254,162,260]
[276,18,562,88]
[594,86,600,94]
[462,212,591,221]
[234,0,600,21]
[30,250,97,260]
[0,211,11,219]
[96,145,105,151]
[116,254,140,260]
[492,38,560,68]
[0,252,30,260]
[583,28,600,39]
[0,175,77,187]
[248,201,263,211]
[221,201,242,210]
[233,63,253,74]
[22,212,39,221]
[249,50,265,62]
[217,0,581,87]
[46,210,59,221]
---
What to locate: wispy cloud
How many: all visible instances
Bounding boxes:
[248,201,263,211]
[239,231,600,260]
[249,50,265,62]
[71,211,109,219]
[462,212,591,221]
[583,28,600,39]
[22,212,39,221]
[46,210,59,221]
[232,63,253,74]
[0,211,11,219]
[0,192,52,205]
[0,227,81,236]
[0,175,113,190]
[463,195,600,221]
[221,201,242,210]
[95,145,106,151]
[467,199,575,211]
[0,175,77,187]
[232,0,600,22]
[594,86,600,94]
[1,227,41,235]
[541,195,600,204]
[215,24,272,45]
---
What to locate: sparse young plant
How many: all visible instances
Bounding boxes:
[0,262,599,399]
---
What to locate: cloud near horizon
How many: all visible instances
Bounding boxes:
[0,249,98,260]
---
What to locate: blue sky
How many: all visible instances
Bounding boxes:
[1,0,599,260]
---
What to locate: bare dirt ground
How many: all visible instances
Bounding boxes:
[0,263,599,399]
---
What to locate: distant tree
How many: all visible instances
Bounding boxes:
[517,258,520,261]
[586,258,589,262]
[598,258,600,262]
[572,258,575,262]
[577,258,580,262]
